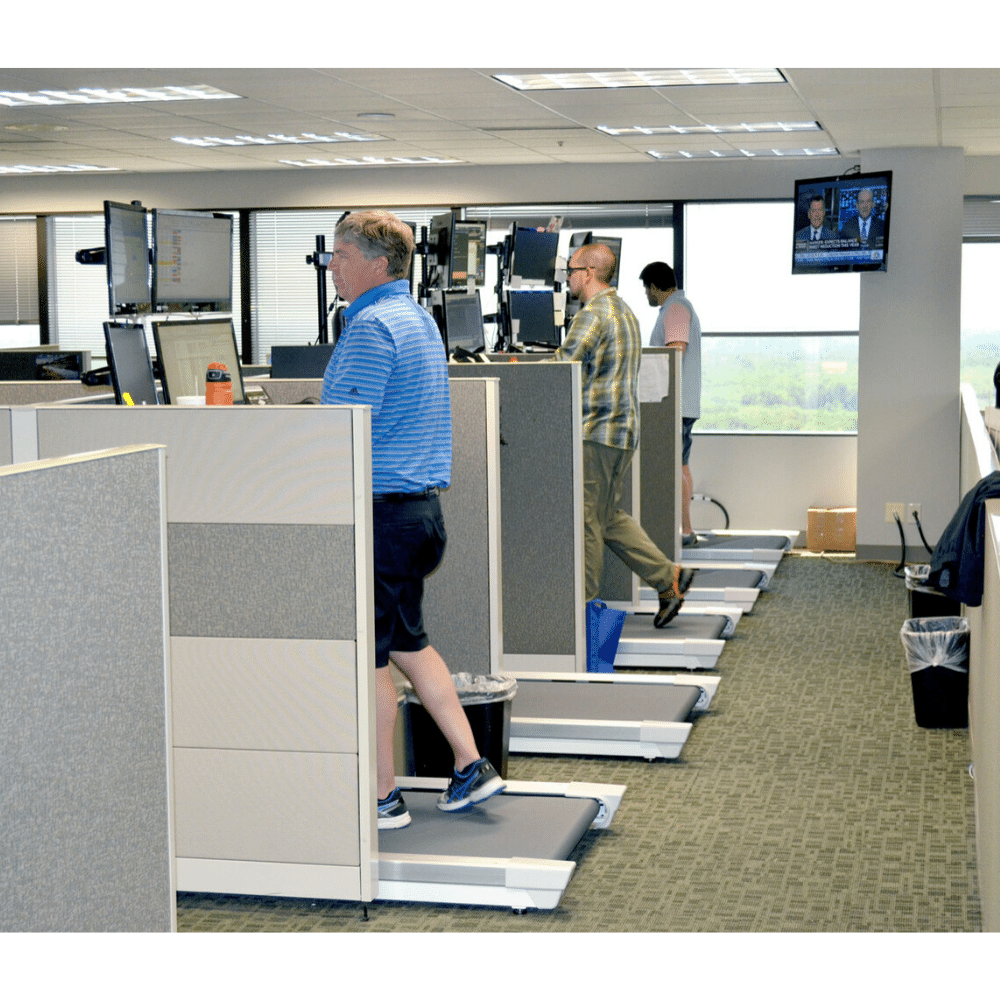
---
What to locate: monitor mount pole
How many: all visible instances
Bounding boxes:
[314,235,329,344]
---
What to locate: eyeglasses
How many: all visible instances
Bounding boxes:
[566,265,589,274]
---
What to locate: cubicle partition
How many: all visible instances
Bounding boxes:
[0,445,174,932]
[449,359,585,672]
[960,387,1000,932]
[18,403,380,903]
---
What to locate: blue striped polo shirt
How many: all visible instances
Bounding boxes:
[321,279,452,493]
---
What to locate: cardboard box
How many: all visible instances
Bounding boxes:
[807,507,857,552]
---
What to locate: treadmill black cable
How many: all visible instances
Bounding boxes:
[912,509,935,555]
[892,511,907,577]
[691,493,730,530]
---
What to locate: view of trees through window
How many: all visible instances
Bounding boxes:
[961,243,1000,408]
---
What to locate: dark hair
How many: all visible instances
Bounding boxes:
[639,261,676,292]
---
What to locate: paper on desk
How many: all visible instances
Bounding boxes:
[639,354,671,402]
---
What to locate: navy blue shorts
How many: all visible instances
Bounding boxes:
[682,417,697,465]
[371,495,446,668]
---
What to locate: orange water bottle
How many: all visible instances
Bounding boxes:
[205,362,233,405]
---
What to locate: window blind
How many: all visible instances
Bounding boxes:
[0,217,40,325]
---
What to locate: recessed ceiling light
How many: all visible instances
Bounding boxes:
[3,122,69,133]
[0,84,241,108]
[647,147,839,160]
[494,69,785,91]
[172,130,384,148]
[0,163,120,174]
[280,155,463,167]
[599,121,821,136]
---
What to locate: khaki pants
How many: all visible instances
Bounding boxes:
[583,440,677,602]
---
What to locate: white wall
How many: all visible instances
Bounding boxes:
[856,147,964,560]
[693,434,857,537]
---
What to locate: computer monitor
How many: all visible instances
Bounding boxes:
[440,290,486,355]
[567,231,622,287]
[270,343,336,379]
[0,348,92,381]
[103,322,159,405]
[104,200,151,316]
[429,213,487,288]
[151,317,245,403]
[152,209,233,312]
[507,289,560,349]
[508,226,559,286]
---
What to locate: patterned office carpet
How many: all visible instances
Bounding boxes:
[176,553,982,933]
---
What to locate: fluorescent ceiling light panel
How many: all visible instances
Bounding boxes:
[599,121,820,136]
[0,163,121,174]
[647,147,839,160]
[172,130,384,147]
[280,155,464,167]
[0,84,241,107]
[494,69,784,91]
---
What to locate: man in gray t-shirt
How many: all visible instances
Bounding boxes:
[640,261,702,545]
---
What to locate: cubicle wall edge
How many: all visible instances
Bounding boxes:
[0,445,174,932]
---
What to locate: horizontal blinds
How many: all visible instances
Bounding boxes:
[465,202,675,231]
[963,197,1000,239]
[0,217,40,324]
[249,207,439,365]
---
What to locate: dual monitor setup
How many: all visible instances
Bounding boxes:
[94,199,243,405]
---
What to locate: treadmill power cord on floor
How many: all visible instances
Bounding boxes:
[691,493,730,530]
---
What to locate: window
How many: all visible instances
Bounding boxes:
[0,217,40,347]
[960,242,1000,409]
[685,202,860,433]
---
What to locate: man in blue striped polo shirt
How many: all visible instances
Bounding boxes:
[322,210,504,830]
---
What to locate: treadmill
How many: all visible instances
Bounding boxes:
[681,529,797,566]
[376,777,625,911]
[613,611,731,671]
[507,670,720,761]
[637,567,768,613]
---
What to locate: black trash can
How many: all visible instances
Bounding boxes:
[405,673,518,779]
[904,564,961,619]
[899,616,969,728]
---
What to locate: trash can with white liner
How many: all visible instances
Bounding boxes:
[405,673,518,778]
[899,616,969,728]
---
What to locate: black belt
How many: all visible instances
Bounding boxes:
[372,487,439,503]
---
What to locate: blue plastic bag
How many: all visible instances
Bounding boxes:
[586,599,628,673]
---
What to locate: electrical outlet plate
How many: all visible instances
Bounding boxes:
[907,503,922,522]
[885,502,904,523]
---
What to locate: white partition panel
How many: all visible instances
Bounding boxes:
[27,404,378,903]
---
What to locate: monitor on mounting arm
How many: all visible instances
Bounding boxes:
[151,317,245,403]
[152,209,233,312]
[440,290,487,355]
[104,200,151,317]
[103,322,159,405]
[507,289,560,349]
[429,213,487,289]
[508,226,559,286]
[792,170,892,274]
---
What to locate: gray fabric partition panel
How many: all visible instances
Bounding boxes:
[0,409,10,465]
[449,361,579,657]
[423,379,496,675]
[0,447,173,932]
[167,522,356,640]
[0,382,108,406]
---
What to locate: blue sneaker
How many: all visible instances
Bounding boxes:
[436,757,506,812]
[377,788,411,830]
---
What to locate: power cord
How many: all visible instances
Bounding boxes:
[893,508,936,578]
[691,493,730,530]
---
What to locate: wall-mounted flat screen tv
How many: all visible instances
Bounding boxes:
[792,170,892,274]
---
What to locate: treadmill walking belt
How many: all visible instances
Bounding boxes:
[512,677,700,722]
[685,534,788,552]
[689,568,766,588]
[620,613,729,641]
[378,790,599,860]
